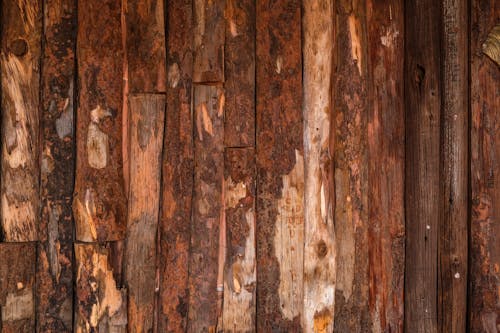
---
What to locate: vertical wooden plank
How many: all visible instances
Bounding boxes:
[158,0,194,331]
[73,0,127,242]
[125,0,166,93]
[193,0,225,83]
[74,243,127,332]
[404,0,441,331]
[187,85,224,332]
[222,148,256,332]
[36,0,76,331]
[0,0,42,241]
[256,1,304,331]
[124,94,165,333]
[0,243,36,332]
[439,0,469,331]
[470,1,500,331]
[302,1,335,332]
[366,0,405,332]
[224,0,255,147]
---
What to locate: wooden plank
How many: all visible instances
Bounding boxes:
[158,1,193,331]
[256,1,304,331]
[438,0,469,331]
[469,1,500,331]
[73,0,127,242]
[125,0,166,93]
[187,85,224,332]
[224,0,255,147]
[124,94,165,333]
[366,0,405,332]
[222,148,256,332]
[0,0,42,241]
[193,0,225,83]
[302,1,335,332]
[74,243,127,332]
[0,243,36,332]
[404,0,441,331]
[36,0,76,331]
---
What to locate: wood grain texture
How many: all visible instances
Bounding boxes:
[404,0,441,331]
[36,0,76,331]
[367,0,405,332]
[470,0,500,331]
[0,243,36,333]
[124,94,165,333]
[73,0,127,242]
[0,0,42,241]
[193,0,225,83]
[256,1,304,331]
[224,0,255,147]
[125,0,166,93]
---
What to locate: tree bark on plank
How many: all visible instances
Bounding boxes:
[256,1,304,331]
[36,0,76,331]
[0,0,42,242]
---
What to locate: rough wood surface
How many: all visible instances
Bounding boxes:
[125,0,166,93]
[0,0,42,241]
[193,0,225,83]
[36,0,76,331]
[73,0,127,242]
[256,1,304,331]
[0,243,36,333]
[74,243,127,332]
[224,0,255,147]
[187,85,224,332]
[367,0,405,332]
[470,1,500,332]
[404,0,441,331]
[222,148,256,332]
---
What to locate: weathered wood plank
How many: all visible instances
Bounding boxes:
[469,1,500,331]
[193,0,225,83]
[74,243,127,332]
[439,0,469,331]
[224,0,255,147]
[0,243,36,333]
[126,0,166,93]
[222,148,256,332]
[256,1,304,331]
[0,0,42,241]
[36,0,76,331]
[302,1,335,332]
[73,0,127,242]
[187,85,224,332]
[404,0,441,331]
[366,0,405,332]
[124,94,165,333]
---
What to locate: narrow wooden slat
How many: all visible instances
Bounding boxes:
[224,0,255,147]
[222,148,256,332]
[367,0,405,331]
[73,0,127,242]
[36,0,76,331]
[0,0,42,241]
[193,0,225,83]
[404,0,441,331]
[256,1,304,331]
[469,1,500,331]
[187,85,224,332]
[302,1,335,332]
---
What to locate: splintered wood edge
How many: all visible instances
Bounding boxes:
[483,24,500,66]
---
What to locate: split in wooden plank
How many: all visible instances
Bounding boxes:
[73,0,127,242]
[0,0,42,241]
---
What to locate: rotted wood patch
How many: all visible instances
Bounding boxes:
[0,0,42,241]
[0,243,36,332]
[73,0,127,242]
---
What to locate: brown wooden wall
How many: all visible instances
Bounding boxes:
[0,0,498,332]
